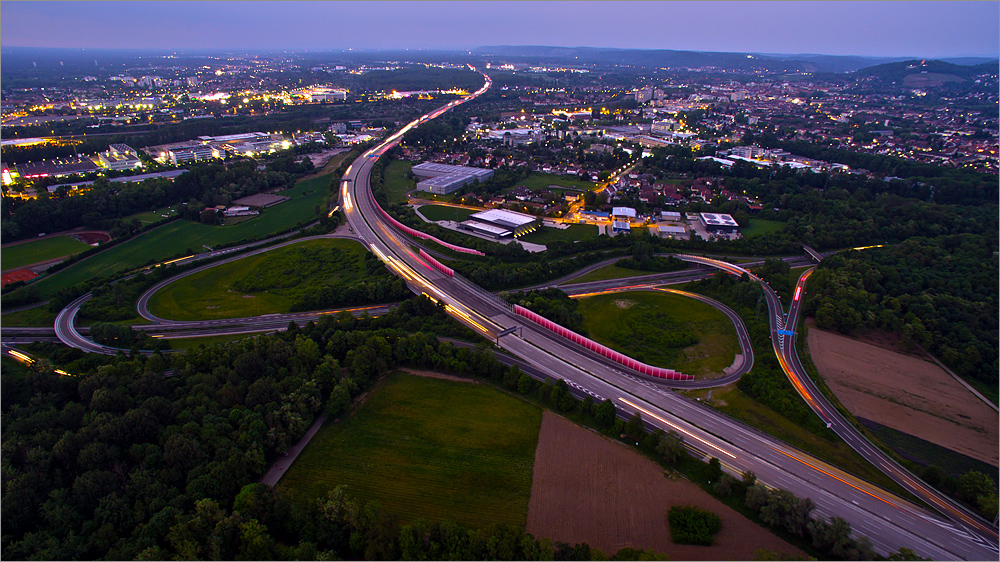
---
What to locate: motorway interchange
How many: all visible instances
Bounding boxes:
[13,65,997,560]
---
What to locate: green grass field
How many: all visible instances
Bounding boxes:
[277,372,542,529]
[742,218,786,237]
[1,305,57,327]
[566,262,655,284]
[503,172,598,193]
[2,235,92,271]
[576,290,740,378]
[416,204,476,222]
[519,223,599,245]
[383,160,414,204]
[147,238,370,321]
[17,173,334,298]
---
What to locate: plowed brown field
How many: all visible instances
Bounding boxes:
[526,412,803,559]
[806,326,998,466]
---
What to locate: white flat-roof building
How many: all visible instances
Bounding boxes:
[466,208,539,237]
[459,220,511,239]
[612,206,637,220]
[661,211,682,221]
[612,220,631,233]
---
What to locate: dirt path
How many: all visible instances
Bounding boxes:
[806,326,998,466]
[526,412,802,559]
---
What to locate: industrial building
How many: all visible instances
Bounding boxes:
[98,145,143,171]
[16,157,101,179]
[413,162,494,195]
[459,208,539,239]
[612,206,637,220]
[612,220,631,233]
[699,212,741,234]
[658,225,688,239]
[168,145,217,166]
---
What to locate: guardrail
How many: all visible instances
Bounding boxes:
[512,304,693,381]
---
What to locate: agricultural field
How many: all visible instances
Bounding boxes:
[742,218,786,237]
[383,160,415,204]
[519,223,599,245]
[526,412,802,560]
[504,172,598,193]
[17,173,334,297]
[416,204,476,223]
[1,235,91,271]
[575,290,740,378]
[147,238,376,321]
[277,371,542,529]
[806,326,999,466]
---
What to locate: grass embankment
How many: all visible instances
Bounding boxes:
[1,305,58,327]
[277,371,542,529]
[2,235,91,271]
[561,262,648,285]
[742,219,785,237]
[502,172,598,193]
[22,173,334,298]
[519,224,599,245]
[383,160,414,204]
[416,204,476,222]
[147,238,371,321]
[686,384,912,496]
[575,290,740,379]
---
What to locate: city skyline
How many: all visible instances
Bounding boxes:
[2,1,998,58]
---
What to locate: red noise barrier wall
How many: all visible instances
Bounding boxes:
[512,305,693,381]
[419,249,454,277]
[373,202,485,256]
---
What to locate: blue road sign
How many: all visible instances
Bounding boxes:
[777,329,795,336]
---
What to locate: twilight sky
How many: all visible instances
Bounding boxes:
[2,1,997,58]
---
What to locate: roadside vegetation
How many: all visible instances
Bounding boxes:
[416,204,475,222]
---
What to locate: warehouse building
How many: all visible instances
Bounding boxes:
[658,225,688,239]
[698,212,740,234]
[16,157,101,179]
[413,162,494,195]
[460,208,539,238]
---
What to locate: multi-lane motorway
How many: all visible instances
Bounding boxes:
[338,67,997,560]
[19,65,995,559]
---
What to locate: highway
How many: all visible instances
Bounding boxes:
[22,65,996,559]
[775,265,999,550]
[338,67,997,560]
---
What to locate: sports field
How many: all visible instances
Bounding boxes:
[146,238,372,321]
[15,173,334,297]
[277,371,542,529]
[575,290,740,378]
[2,235,91,271]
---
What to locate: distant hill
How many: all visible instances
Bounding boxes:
[472,46,992,74]
[854,59,998,86]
